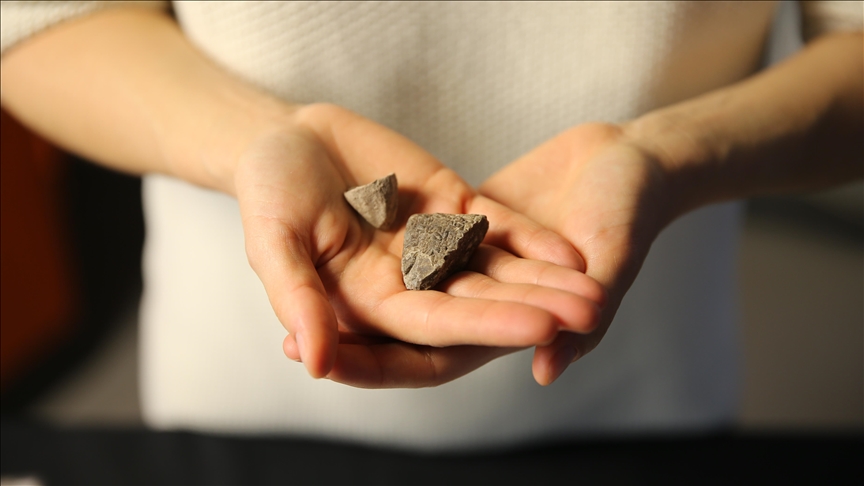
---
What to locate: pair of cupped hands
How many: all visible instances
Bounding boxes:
[234,103,675,388]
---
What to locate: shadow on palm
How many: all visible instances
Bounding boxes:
[481,123,676,384]
[234,104,606,388]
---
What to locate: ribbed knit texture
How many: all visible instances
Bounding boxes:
[2,1,861,450]
[174,1,777,186]
[145,1,772,449]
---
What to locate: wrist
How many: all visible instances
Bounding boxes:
[623,32,864,215]
[161,89,299,195]
[621,106,724,219]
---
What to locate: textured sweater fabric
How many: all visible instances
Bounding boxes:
[2,1,861,450]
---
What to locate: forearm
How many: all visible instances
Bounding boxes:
[625,32,863,217]
[0,7,293,194]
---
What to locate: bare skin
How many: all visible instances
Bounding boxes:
[2,7,861,387]
[481,31,863,384]
[315,30,862,386]
[0,7,605,385]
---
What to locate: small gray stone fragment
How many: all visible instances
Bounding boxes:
[401,213,489,291]
[344,173,398,230]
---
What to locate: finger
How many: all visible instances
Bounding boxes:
[283,334,300,361]
[283,331,394,362]
[440,271,601,334]
[363,290,561,347]
[468,196,586,271]
[532,332,582,386]
[533,287,622,385]
[467,245,607,308]
[245,218,339,378]
[326,342,516,388]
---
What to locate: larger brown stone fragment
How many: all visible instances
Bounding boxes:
[343,173,398,230]
[401,213,489,291]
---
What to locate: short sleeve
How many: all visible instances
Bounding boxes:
[1,1,169,56]
[800,1,864,42]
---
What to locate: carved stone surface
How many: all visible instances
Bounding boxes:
[401,213,489,291]
[343,173,398,230]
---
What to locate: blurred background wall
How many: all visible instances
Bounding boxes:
[736,0,863,429]
[1,1,861,431]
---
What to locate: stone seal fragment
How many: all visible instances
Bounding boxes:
[343,173,398,230]
[401,213,489,291]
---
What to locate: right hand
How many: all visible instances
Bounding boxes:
[234,104,607,387]
[480,123,677,385]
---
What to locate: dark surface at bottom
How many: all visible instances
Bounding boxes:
[1,419,861,485]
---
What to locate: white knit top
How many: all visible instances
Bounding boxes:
[2,1,861,451]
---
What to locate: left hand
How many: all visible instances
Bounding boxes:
[480,123,680,385]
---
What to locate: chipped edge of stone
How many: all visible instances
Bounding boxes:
[401,213,489,291]
[343,173,399,230]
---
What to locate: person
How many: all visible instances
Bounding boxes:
[1,1,860,450]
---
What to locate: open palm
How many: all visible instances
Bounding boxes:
[234,105,606,387]
[480,123,678,385]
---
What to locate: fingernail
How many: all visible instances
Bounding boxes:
[550,346,578,384]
